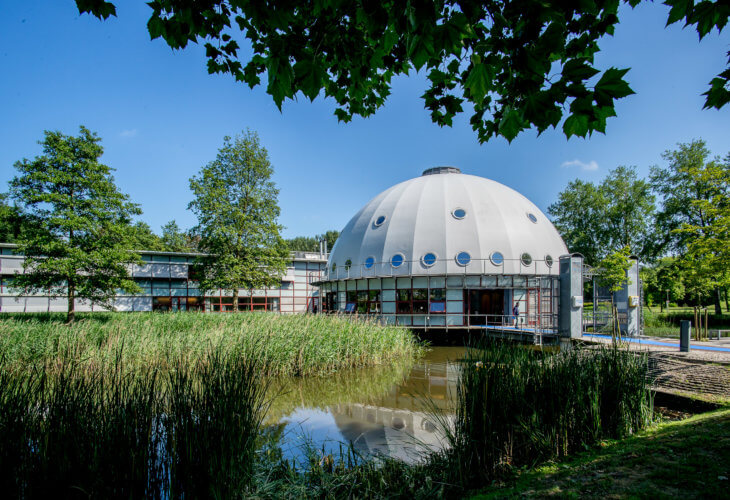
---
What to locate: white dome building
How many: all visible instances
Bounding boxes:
[318,167,570,331]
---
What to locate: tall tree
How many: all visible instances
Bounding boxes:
[546,179,603,265]
[128,221,165,251]
[548,166,655,265]
[161,219,197,253]
[9,126,141,322]
[0,193,36,244]
[77,1,729,143]
[651,141,730,314]
[286,230,340,252]
[188,130,288,309]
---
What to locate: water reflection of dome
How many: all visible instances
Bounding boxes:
[330,403,453,464]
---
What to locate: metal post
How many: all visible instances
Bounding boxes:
[680,320,691,352]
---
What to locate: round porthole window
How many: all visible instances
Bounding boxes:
[391,253,405,268]
[331,263,337,272]
[527,213,538,224]
[456,251,471,266]
[364,256,375,269]
[373,215,387,227]
[521,253,533,266]
[421,252,437,267]
[490,252,504,266]
[345,258,352,270]
[452,208,467,219]
[545,255,554,268]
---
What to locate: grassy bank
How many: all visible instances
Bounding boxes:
[0,312,421,377]
[643,307,730,338]
[472,407,730,498]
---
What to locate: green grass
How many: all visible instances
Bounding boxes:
[0,312,422,377]
[642,307,730,338]
[471,407,730,499]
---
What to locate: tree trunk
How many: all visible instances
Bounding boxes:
[725,288,729,313]
[67,280,75,324]
[714,287,722,316]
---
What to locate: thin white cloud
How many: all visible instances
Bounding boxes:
[561,159,598,171]
[119,129,138,138]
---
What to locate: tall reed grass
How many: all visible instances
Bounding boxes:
[0,312,421,377]
[0,351,268,498]
[447,342,652,486]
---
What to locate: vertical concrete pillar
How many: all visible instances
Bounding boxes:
[559,253,584,340]
[614,257,640,337]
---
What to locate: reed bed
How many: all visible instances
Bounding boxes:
[0,312,421,377]
[0,351,268,498]
[447,342,652,487]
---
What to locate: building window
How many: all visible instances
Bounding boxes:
[527,212,538,223]
[346,290,357,313]
[429,288,446,313]
[455,251,471,266]
[412,288,428,313]
[367,289,381,313]
[396,288,412,313]
[374,215,387,227]
[521,253,533,266]
[391,253,405,268]
[421,252,437,267]
[490,252,504,266]
[331,263,336,272]
[364,256,375,269]
[545,255,554,267]
[345,259,352,270]
[452,208,467,219]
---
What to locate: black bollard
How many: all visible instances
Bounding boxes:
[680,320,691,352]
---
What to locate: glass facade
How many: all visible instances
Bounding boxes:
[320,274,559,331]
[0,245,326,314]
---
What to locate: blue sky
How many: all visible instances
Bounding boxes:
[0,2,728,239]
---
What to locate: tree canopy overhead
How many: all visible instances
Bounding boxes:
[76,1,729,143]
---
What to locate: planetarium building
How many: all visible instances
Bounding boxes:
[318,167,570,332]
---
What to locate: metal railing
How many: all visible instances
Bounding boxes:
[324,256,559,281]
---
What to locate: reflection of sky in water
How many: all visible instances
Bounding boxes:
[269,347,463,465]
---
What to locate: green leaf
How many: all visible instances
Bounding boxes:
[562,113,590,138]
[498,108,524,142]
[594,67,635,99]
[562,59,600,82]
[464,63,492,105]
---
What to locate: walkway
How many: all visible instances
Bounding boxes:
[581,333,730,399]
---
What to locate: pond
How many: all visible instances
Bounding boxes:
[264,346,465,465]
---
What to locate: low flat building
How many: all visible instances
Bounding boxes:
[0,243,326,313]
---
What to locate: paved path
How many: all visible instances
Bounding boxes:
[581,333,730,399]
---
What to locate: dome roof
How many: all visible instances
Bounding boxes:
[327,168,568,279]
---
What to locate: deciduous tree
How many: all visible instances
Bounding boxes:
[286,230,340,252]
[548,166,655,265]
[76,0,729,143]
[188,130,288,309]
[161,219,197,253]
[651,141,730,313]
[9,126,142,322]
